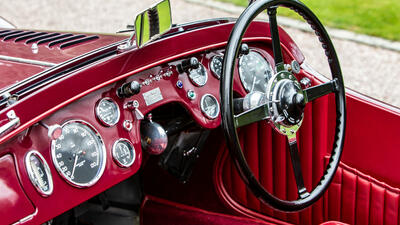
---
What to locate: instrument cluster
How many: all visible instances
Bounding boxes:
[24,45,273,195]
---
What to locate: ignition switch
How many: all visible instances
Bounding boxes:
[117,81,141,98]
[177,57,199,73]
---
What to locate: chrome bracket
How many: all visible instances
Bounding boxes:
[0,110,20,137]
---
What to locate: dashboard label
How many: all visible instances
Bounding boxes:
[143,87,163,106]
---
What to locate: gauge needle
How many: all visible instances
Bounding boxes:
[251,76,256,92]
[71,154,79,179]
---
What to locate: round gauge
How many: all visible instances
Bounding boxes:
[25,150,53,196]
[188,64,208,86]
[239,51,273,93]
[95,98,120,127]
[112,139,136,168]
[210,55,223,79]
[200,94,220,119]
[51,120,106,188]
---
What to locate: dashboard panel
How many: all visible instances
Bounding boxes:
[3,43,286,224]
[17,44,274,197]
[0,19,307,224]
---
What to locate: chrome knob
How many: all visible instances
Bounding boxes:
[39,122,62,140]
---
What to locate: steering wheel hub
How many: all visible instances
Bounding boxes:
[267,71,305,135]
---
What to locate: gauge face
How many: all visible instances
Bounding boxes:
[112,139,136,167]
[25,151,53,196]
[95,98,120,127]
[188,64,208,86]
[210,55,223,79]
[51,121,106,187]
[200,94,220,119]
[239,51,273,93]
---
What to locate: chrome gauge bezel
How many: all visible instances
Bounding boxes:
[200,94,220,119]
[95,97,120,127]
[112,138,136,168]
[25,150,54,197]
[238,50,273,93]
[209,55,223,79]
[188,63,208,87]
[51,120,107,188]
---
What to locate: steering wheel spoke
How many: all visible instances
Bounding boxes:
[287,134,310,199]
[304,78,338,103]
[267,7,285,72]
[234,104,269,128]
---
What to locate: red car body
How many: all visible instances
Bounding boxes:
[0,9,399,225]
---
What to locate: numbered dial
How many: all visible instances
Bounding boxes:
[51,121,106,187]
[188,64,208,86]
[95,98,120,127]
[25,151,53,196]
[112,139,136,167]
[200,94,220,119]
[210,55,223,79]
[239,51,273,93]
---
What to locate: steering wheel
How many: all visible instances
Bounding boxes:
[220,0,346,211]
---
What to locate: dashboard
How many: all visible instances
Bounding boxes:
[0,20,308,223]
[0,19,308,224]
[17,44,275,202]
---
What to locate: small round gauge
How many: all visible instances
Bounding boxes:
[210,55,223,79]
[25,150,53,196]
[112,139,136,168]
[188,63,208,86]
[51,120,106,188]
[200,94,220,119]
[95,98,120,127]
[239,51,273,93]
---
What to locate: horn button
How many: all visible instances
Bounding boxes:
[267,71,306,136]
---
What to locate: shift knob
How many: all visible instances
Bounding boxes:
[117,81,141,98]
[140,120,168,155]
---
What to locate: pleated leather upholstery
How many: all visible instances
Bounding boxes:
[216,95,400,225]
[324,161,400,225]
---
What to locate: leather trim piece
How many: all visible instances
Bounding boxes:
[215,143,400,225]
[325,158,400,225]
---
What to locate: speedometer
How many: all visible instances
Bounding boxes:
[188,63,208,86]
[239,51,273,93]
[51,120,106,188]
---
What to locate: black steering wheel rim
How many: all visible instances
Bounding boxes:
[220,0,346,211]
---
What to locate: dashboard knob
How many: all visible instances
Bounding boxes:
[117,81,141,98]
[239,43,250,56]
[177,57,199,73]
[39,122,62,140]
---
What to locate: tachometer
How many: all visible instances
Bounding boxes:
[51,120,106,188]
[239,51,273,93]
[95,98,120,127]
[188,64,208,86]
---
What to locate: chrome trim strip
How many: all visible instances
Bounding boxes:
[0,55,56,67]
